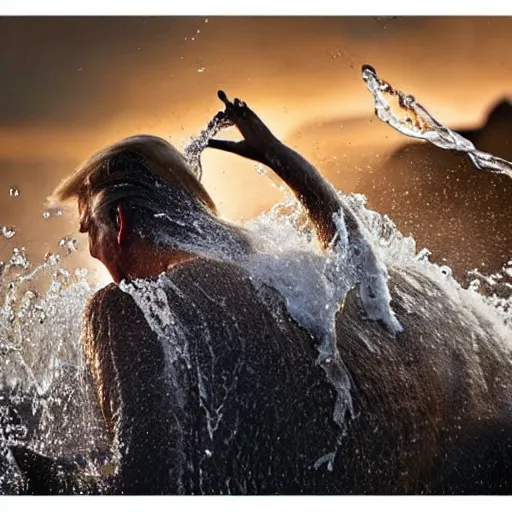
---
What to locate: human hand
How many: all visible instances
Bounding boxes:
[207,90,282,166]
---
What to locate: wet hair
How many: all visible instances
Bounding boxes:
[50,135,216,230]
[50,134,253,260]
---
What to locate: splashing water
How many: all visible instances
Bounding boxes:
[183,112,234,181]
[466,260,512,328]
[59,235,78,256]
[1,69,512,493]
[9,188,20,198]
[1,227,15,240]
[360,63,512,327]
[362,65,512,179]
[1,182,511,494]
[182,105,402,429]
[0,241,107,493]
[178,86,511,431]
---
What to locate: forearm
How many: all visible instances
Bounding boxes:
[206,91,362,250]
[264,143,360,248]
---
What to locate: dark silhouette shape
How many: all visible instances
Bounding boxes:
[7,94,512,495]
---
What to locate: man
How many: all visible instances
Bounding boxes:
[15,92,512,494]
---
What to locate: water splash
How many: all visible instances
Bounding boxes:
[466,261,512,328]
[42,207,63,220]
[1,180,511,494]
[243,201,378,429]
[9,188,20,198]
[183,112,234,181]
[59,235,78,256]
[120,275,191,371]
[0,233,108,493]
[1,227,15,240]
[362,65,512,179]
[8,248,29,270]
[1,71,512,493]
[187,107,402,428]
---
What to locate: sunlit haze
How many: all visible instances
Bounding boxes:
[1,16,511,283]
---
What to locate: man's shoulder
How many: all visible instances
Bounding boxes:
[178,256,249,275]
[84,282,139,322]
[85,258,254,311]
[86,282,122,308]
[169,257,256,293]
[83,257,270,340]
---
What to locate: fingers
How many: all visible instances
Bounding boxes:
[213,109,226,121]
[207,139,263,162]
[212,109,235,129]
[217,90,230,106]
[217,90,247,113]
[214,90,275,146]
[207,139,239,152]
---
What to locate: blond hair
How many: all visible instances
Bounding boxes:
[51,134,253,259]
[52,134,215,205]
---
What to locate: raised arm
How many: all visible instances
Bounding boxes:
[207,91,359,249]
[207,92,403,333]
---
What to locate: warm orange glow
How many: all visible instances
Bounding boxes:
[1,16,511,279]
[89,261,115,288]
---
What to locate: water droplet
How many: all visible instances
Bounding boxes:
[44,252,61,266]
[9,248,29,269]
[59,235,78,255]
[1,226,15,239]
[43,207,64,220]
[197,67,206,73]
[9,187,20,197]
[50,268,71,293]
[196,29,201,34]
[254,164,266,175]
[204,18,208,23]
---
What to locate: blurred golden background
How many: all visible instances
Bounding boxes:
[0,16,511,283]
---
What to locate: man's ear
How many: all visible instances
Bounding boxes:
[116,204,131,247]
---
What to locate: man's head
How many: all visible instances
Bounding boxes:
[50,135,218,282]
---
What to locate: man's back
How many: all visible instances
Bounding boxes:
[84,257,512,494]
[85,257,342,494]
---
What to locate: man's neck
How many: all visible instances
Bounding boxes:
[119,242,196,281]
